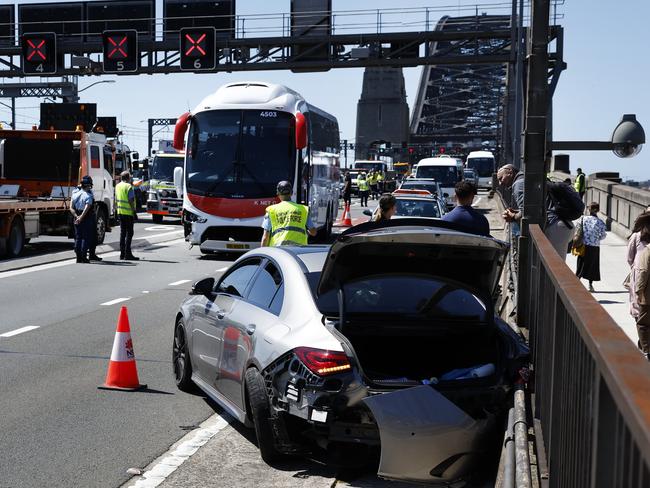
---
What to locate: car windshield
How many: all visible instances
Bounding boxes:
[416,166,459,185]
[307,273,487,321]
[467,158,494,177]
[151,156,184,181]
[394,199,441,218]
[186,109,296,198]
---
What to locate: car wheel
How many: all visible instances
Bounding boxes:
[95,207,107,245]
[245,367,283,464]
[152,214,163,224]
[173,320,194,392]
[7,218,25,257]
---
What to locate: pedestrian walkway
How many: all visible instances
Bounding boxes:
[566,231,638,345]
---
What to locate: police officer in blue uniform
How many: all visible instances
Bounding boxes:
[70,176,101,263]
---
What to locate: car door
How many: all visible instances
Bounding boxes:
[216,259,285,410]
[189,259,260,386]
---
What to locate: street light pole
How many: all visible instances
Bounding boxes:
[517,0,551,328]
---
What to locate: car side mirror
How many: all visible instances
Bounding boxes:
[190,277,215,296]
[363,209,372,216]
[443,192,449,198]
[131,151,139,161]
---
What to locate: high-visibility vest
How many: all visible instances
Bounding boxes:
[574,173,585,192]
[115,181,135,216]
[377,173,384,182]
[267,200,309,246]
[358,179,369,191]
[367,174,376,185]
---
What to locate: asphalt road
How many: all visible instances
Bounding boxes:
[0,237,233,488]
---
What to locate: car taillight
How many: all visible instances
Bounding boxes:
[294,347,351,376]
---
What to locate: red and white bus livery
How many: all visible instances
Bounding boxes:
[173,82,340,254]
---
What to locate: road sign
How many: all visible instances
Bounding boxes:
[102,30,138,73]
[180,27,216,71]
[21,33,57,74]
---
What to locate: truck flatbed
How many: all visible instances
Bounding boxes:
[0,198,69,214]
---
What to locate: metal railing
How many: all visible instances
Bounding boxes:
[525,225,650,487]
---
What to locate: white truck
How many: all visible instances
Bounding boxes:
[0,128,116,257]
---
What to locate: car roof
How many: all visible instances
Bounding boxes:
[275,245,329,273]
[395,195,438,201]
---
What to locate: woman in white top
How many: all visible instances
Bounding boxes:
[575,202,607,291]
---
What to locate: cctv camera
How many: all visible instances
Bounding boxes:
[611,114,645,159]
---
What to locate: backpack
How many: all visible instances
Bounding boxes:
[547,181,585,221]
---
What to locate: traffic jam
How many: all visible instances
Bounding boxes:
[0,78,523,485]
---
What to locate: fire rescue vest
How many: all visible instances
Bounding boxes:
[267,200,309,246]
[115,181,135,216]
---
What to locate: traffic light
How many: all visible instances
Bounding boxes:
[102,30,138,73]
[21,33,56,74]
[180,27,216,71]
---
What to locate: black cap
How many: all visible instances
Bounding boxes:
[81,175,93,187]
[277,180,292,195]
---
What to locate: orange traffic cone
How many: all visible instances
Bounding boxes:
[98,306,146,391]
[342,203,352,226]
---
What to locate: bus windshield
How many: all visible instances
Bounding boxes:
[467,158,494,177]
[151,156,184,182]
[186,109,296,198]
[416,165,459,185]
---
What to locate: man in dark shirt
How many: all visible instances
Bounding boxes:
[442,180,490,237]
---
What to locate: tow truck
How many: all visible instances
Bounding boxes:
[146,151,184,223]
[0,127,116,257]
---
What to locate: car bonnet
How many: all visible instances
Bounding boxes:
[317,220,508,298]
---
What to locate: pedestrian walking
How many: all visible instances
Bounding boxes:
[70,175,95,264]
[116,171,139,261]
[358,173,370,207]
[342,170,352,207]
[574,168,586,199]
[627,213,650,357]
[632,225,650,361]
[371,194,396,223]
[443,181,490,237]
[261,181,317,247]
[574,202,606,291]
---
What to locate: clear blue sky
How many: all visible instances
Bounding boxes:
[3,0,648,180]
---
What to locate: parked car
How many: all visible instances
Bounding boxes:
[463,168,479,188]
[172,220,528,484]
[364,193,446,220]
[398,178,448,208]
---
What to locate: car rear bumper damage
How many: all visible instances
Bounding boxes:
[261,350,510,484]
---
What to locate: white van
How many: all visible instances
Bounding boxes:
[466,151,495,189]
[414,157,462,209]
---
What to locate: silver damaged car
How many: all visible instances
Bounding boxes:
[172,219,529,485]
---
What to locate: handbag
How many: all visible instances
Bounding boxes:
[571,217,586,257]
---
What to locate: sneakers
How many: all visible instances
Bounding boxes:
[588,283,595,292]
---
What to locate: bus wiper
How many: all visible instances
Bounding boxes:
[203,161,237,195]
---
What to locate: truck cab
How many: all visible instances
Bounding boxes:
[147,152,185,223]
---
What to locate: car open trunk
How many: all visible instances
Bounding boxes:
[342,318,501,387]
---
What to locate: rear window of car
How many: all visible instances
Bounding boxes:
[307,273,487,321]
[394,199,441,218]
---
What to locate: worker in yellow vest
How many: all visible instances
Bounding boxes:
[115,171,139,260]
[261,181,317,247]
[367,171,378,200]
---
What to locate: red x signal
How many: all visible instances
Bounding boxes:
[184,33,207,57]
[107,36,128,59]
[26,39,46,61]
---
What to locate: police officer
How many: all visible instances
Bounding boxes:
[574,167,586,199]
[357,173,370,207]
[116,171,139,260]
[261,181,317,247]
[70,176,96,264]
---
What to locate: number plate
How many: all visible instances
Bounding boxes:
[226,243,249,250]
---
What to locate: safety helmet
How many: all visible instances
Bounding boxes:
[81,175,93,187]
[276,180,292,195]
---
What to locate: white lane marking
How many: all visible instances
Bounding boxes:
[0,325,40,338]
[216,267,228,272]
[472,197,483,208]
[134,230,183,241]
[144,226,171,231]
[142,291,150,294]
[100,297,131,306]
[168,279,191,286]
[125,413,230,488]
[0,238,185,280]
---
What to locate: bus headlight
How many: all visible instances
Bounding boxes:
[184,210,207,224]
